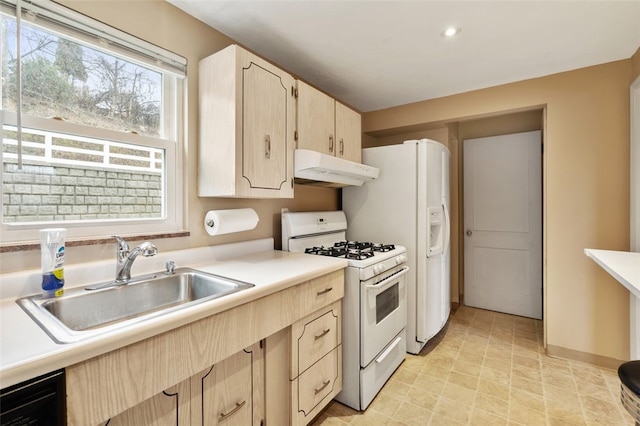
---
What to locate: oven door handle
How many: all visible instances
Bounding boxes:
[365,266,409,294]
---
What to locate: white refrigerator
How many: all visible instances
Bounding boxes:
[343,139,450,354]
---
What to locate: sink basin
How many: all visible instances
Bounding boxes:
[17,268,254,344]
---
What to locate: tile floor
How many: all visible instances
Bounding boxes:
[311,305,635,425]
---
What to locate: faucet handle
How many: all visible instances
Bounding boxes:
[165,261,176,275]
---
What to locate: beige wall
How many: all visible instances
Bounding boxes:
[366,128,449,147]
[364,60,632,363]
[0,0,339,273]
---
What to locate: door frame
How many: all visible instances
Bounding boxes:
[629,76,639,358]
[631,76,640,252]
[456,109,546,344]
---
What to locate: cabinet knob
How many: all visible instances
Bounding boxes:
[466,229,473,236]
[329,135,334,152]
[339,138,344,155]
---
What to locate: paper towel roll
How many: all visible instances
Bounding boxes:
[204,208,259,236]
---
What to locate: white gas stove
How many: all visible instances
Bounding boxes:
[282,210,408,411]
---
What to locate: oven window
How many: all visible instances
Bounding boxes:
[376,284,399,323]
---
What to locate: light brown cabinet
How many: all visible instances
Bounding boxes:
[66,270,345,426]
[99,342,264,426]
[192,341,264,426]
[199,44,296,198]
[296,80,362,163]
[290,301,342,426]
[99,380,191,426]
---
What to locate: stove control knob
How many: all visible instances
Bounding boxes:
[395,255,407,265]
[374,264,386,275]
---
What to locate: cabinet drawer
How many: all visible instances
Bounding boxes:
[291,301,341,378]
[291,346,342,426]
[295,270,344,318]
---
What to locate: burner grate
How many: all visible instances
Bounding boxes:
[372,243,395,252]
[304,240,395,260]
[304,246,347,257]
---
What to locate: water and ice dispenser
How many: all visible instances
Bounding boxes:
[427,207,444,257]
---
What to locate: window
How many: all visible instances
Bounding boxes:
[1,0,186,244]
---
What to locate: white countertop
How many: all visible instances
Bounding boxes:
[584,249,640,298]
[0,242,347,389]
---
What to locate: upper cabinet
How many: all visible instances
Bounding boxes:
[334,101,362,163]
[297,81,362,163]
[199,45,295,198]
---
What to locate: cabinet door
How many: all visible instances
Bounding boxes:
[192,342,265,426]
[242,60,294,195]
[198,44,294,198]
[335,101,362,163]
[297,80,335,156]
[99,380,190,426]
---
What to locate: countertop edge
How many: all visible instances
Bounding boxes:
[0,250,347,388]
[584,248,640,298]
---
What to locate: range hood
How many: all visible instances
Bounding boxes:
[294,149,380,187]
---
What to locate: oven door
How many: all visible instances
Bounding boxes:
[360,265,409,366]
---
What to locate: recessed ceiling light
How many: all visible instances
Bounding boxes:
[441,26,461,38]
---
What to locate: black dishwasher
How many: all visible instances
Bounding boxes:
[0,369,66,426]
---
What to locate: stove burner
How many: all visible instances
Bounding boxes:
[346,248,374,260]
[305,241,395,260]
[304,246,347,257]
[372,243,395,252]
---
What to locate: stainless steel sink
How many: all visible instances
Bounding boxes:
[17,268,254,344]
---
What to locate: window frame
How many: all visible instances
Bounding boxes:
[0,0,187,245]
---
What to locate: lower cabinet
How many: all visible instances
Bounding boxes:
[290,301,342,426]
[66,270,345,426]
[99,380,191,426]
[192,341,264,426]
[101,342,264,426]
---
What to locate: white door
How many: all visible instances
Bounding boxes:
[463,131,542,319]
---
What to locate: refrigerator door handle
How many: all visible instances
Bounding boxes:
[442,202,451,253]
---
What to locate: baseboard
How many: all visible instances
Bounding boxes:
[546,344,627,371]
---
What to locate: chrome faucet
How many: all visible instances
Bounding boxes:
[114,236,158,283]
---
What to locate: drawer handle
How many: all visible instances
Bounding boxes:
[376,336,403,364]
[219,400,246,421]
[316,287,333,296]
[314,328,331,340]
[314,379,331,394]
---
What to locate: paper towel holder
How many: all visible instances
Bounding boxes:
[203,208,259,236]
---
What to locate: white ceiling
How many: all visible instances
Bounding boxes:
[167,0,640,113]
